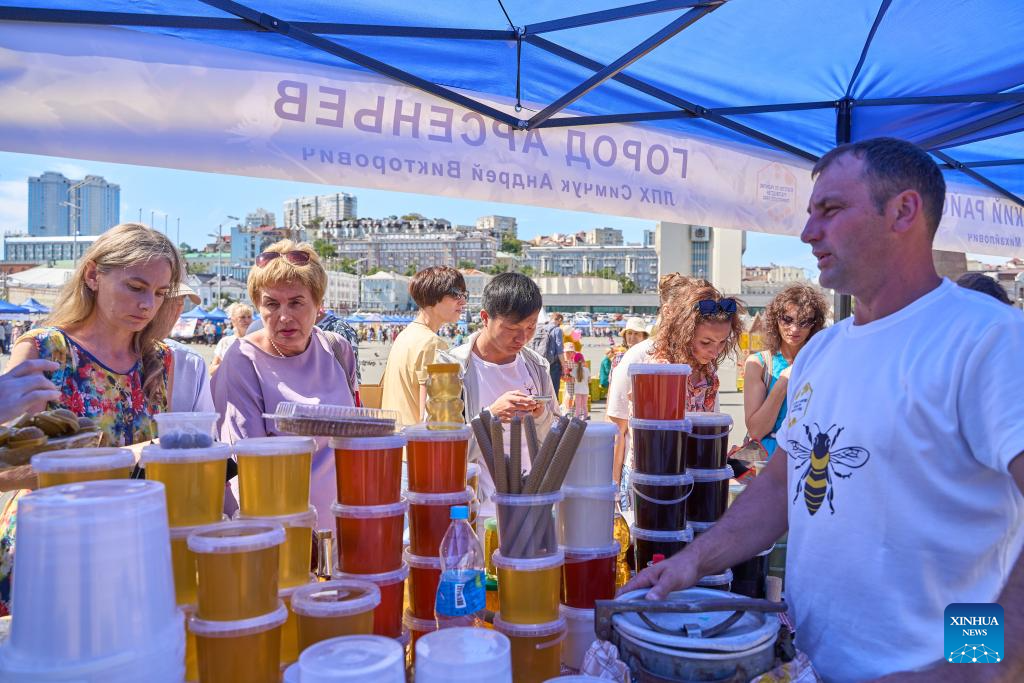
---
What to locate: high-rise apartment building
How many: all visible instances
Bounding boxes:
[28,172,119,237]
[475,215,518,238]
[584,228,624,246]
[245,208,276,229]
[283,193,357,233]
[654,223,745,295]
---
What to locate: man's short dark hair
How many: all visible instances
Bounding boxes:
[956,272,1012,305]
[482,272,543,323]
[409,266,466,308]
[812,137,946,238]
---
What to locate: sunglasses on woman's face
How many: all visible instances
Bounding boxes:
[255,250,311,268]
[446,289,469,301]
[780,314,815,329]
[696,298,737,316]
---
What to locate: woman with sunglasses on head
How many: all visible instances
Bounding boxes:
[743,283,828,458]
[381,266,467,427]
[211,240,357,529]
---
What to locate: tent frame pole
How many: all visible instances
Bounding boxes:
[523,1,721,35]
[833,98,854,322]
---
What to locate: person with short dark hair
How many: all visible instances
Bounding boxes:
[625,137,1024,681]
[956,271,1013,305]
[439,273,560,508]
[381,266,467,427]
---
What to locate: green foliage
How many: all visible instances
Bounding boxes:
[178,242,194,253]
[404,263,419,277]
[500,235,523,255]
[483,264,509,275]
[520,264,535,277]
[457,259,477,270]
[401,213,425,220]
[312,239,337,260]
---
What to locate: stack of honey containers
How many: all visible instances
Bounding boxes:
[555,422,620,673]
[685,412,738,592]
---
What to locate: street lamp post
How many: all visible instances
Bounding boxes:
[62,179,89,264]
[209,215,239,308]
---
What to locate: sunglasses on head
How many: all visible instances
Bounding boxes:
[255,250,311,268]
[696,298,737,316]
[780,314,815,329]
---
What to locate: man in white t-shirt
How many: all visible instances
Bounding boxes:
[624,138,1024,682]
[439,273,560,506]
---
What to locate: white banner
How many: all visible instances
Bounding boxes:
[0,22,1019,256]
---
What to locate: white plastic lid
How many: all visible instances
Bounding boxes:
[687,411,734,428]
[299,635,405,680]
[334,563,409,586]
[630,525,694,543]
[689,466,734,483]
[186,520,286,554]
[697,569,734,586]
[492,615,567,638]
[544,677,606,682]
[580,422,619,439]
[559,604,596,621]
[403,424,472,441]
[188,601,288,637]
[169,519,230,541]
[291,579,382,618]
[629,472,694,487]
[627,363,691,376]
[627,418,692,432]
[232,436,315,457]
[331,498,408,519]
[561,542,621,562]
[491,549,564,572]
[235,504,318,529]
[492,490,564,506]
[141,442,231,464]
[403,548,442,569]
[560,484,618,501]
[467,462,482,479]
[330,434,407,451]
[31,447,134,473]
[690,520,715,533]
[415,627,512,667]
[403,610,438,632]
[405,487,474,506]
[17,480,167,522]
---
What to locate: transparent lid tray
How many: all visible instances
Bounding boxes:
[263,402,398,438]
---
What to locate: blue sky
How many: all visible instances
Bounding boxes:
[1,150,823,275]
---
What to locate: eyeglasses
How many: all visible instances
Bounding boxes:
[446,289,469,301]
[780,314,815,329]
[696,298,737,316]
[255,251,311,268]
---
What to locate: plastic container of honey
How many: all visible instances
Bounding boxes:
[233,436,315,517]
[292,579,381,651]
[31,447,134,488]
[492,615,566,683]
[188,602,287,683]
[331,435,406,506]
[141,443,229,526]
[332,499,408,574]
[492,549,564,624]
[628,364,691,420]
[403,424,471,493]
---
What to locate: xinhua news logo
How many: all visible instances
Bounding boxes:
[945,603,1003,664]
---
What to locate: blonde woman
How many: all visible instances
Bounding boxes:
[1,222,183,614]
[210,302,254,375]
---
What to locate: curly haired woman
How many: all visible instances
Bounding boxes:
[743,283,829,458]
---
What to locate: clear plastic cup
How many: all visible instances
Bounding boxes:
[153,412,218,449]
[298,635,406,683]
[628,363,691,420]
[333,564,409,638]
[187,521,285,620]
[331,435,406,505]
[492,616,566,683]
[562,422,617,488]
[332,499,408,574]
[561,542,619,609]
[234,436,315,516]
[404,548,442,621]
[235,506,317,589]
[556,484,617,548]
[292,579,381,651]
[31,447,134,488]
[415,627,513,683]
[494,491,564,559]
[142,443,229,526]
[492,550,564,624]
[280,584,303,668]
[697,568,734,592]
[3,481,179,672]
[559,604,597,671]
[189,602,288,683]
[169,521,223,607]
[403,424,471,493]
[406,487,475,556]
[630,525,694,570]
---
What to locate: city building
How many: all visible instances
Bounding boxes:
[534,276,622,295]
[494,251,522,271]
[28,172,119,237]
[245,209,276,229]
[326,270,361,312]
[329,215,456,241]
[360,271,412,311]
[458,269,494,309]
[3,235,101,264]
[284,192,357,233]
[191,272,249,307]
[230,225,295,268]
[337,231,498,273]
[742,264,807,283]
[521,243,659,292]
[584,228,624,246]
[654,223,745,295]
[475,215,518,239]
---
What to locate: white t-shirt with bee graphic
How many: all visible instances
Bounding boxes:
[774,279,1024,682]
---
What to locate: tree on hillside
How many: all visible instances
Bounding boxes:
[178,242,194,253]
[457,259,477,270]
[313,239,337,260]
[500,235,523,254]
[404,263,420,277]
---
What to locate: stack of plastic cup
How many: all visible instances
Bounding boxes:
[0,480,184,682]
[685,412,735,536]
[402,424,471,631]
[186,520,287,682]
[31,447,134,488]
[415,627,513,683]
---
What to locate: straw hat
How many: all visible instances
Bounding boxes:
[621,317,649,338]
[175,282,201,305]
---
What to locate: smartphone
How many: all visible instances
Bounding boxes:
[530,395,552,402]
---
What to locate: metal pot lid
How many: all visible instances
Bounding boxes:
[612,587,779,653]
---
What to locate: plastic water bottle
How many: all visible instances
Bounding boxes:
[435,505,486,629]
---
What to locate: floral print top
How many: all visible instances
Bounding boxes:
[0,327,171,615]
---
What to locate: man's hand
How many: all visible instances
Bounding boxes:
[489,391,539,421]
[0,359,60,421]
[619,548,702,600]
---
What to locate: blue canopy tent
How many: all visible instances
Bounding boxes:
[0,1,1022,318]
[20,298,50,314]
[0,300,29,315]
[207,307,230,321]
[180,306,209,320]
